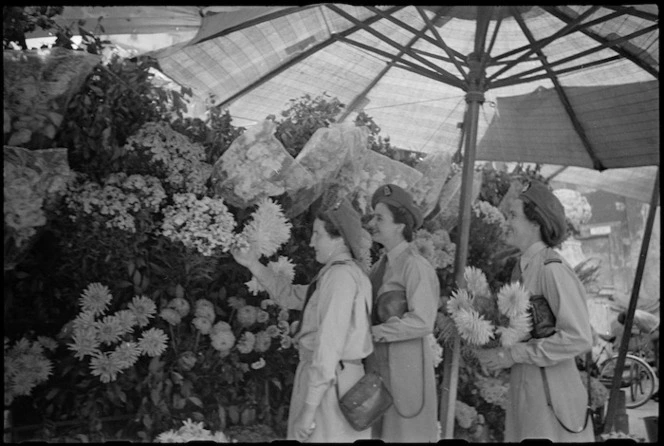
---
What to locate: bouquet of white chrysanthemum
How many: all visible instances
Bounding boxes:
[245,256,295,295]
[236,198,292,258]
[66,282,168,383]
[155,418,230,443]
[446,266,532,349]
[4,336,56,406]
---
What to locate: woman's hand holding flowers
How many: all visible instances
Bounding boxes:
[475,347,515,372]
[231,245,261,269]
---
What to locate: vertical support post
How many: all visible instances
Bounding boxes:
[603,166,660,432]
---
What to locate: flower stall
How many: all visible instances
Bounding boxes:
[4,33,606,442]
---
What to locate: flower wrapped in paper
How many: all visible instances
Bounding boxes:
[287,123,369,217]
[4,47,100,148]
[210,119,312,209]
[409,151,453,219]
[4,146,73,270]
[430,169,483,231]
[446,266,532,350]
[352,150,424,214]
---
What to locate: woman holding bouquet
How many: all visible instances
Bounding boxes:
[364,184,440,442]
[476,180,594,442]
[231,197,373,442]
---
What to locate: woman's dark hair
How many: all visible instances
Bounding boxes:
[315,211,342,238]
[384,203,415,242]
[522,199,563,248]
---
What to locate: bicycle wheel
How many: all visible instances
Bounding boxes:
[598,354,658,408]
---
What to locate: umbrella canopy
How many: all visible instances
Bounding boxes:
[149,5,659,171]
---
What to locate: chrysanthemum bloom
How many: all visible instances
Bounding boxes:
[464,266,490,298]
[277,320,290,333]
[446,289,472,315]
[36,336,58,352]
[160,308,182,326]
[128,295,157,327]
[454,308,495,347]
[210,321,232,336]
[89,351,123,383]
[192,317,212,334]
[251,358,266,370]
[110,341,141,369]
[168,297,191,318]
[255,309,269,324]
[227,296,246,309]
[241,198,292,258]
[266,325,280,338]
[260,299,277,310]
[114,309,137,334]
[245,277,265,295]
[497,282,531,319]
[95,315,124,345]
[138,328,168,357]
[68,327,101,360]
[236,305,258,327]
[79,283,113,316]
[254,330,272,353]
[194,299,216,322]
[210,330,236,352]
[504,311,532,342]
[236,332,256,354]
[496,326,522,348]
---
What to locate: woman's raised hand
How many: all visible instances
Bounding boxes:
[231,245,260,269]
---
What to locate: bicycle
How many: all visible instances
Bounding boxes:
[592,333,658,409]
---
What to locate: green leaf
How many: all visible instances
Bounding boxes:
[188,396,203,408]
[117,280,133,288]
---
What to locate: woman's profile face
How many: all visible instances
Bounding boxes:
[368,202,404,248]
[309,218,344,264]
[504,199,540,252]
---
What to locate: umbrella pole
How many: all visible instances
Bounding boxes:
[439,87,485,438]
[602,165,660,433]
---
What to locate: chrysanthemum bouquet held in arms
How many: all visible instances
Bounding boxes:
[446,266,532,351]
[66,282,168,383]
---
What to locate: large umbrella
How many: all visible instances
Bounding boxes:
[147,5,659,438]
[39,5,659,437]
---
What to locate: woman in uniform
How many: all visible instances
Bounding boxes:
[476,180,595,442]
[231,198,373,442]
[365,184,440,442]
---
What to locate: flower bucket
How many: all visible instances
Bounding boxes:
[643,416,658,443]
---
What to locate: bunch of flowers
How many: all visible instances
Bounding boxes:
[154,418,230,443]
[4,336,56,406]
[160,193,238,257]
[475,372,510,410]
[211,119,292,207]
[67,282,168,383]
[446,266,532,349]
[553,188,592,233]
[122,121,213,196]
[236,198,292,258]
[65,172,166,233]
[411,228,456,270]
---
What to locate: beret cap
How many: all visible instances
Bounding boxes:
[371,184,423,229]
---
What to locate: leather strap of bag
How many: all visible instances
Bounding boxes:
[540,367,592,434]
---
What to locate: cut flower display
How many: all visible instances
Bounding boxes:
[446,266,532,349]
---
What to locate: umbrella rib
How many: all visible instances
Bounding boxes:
[326,4,459,82]
[512,9,605,171]
[340,36,464,88]
[414,6,468,82]
[488,5,601,80]
[191,5,319,45]
[490,25,658,87]
[600,5,659,22]
[213,6,404,111]
[542,6,659,79]
[338,21,434,122]
[491,54,623,88]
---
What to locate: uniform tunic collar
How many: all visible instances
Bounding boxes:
[385,240,410,263]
